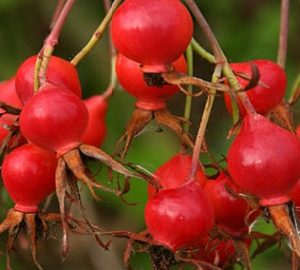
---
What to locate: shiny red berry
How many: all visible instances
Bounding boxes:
[111,0,193,72]
[224,60,286,116]
[1,143,57,213]
[204,173,258,237]
[81,95,108,147]
[148,153,207,198]
[0,77,24,147]
[0,77,22,108]
[145,181,214,251]
[228,113,300,206]
[116,54,187,110]
[19,85,88,156]
[15,55,82,104]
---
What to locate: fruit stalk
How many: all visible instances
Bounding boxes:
[185,0,256,119]
[183,44,193,133]
[50,0,66,29]
[189,64,222,180]
[269,204,300,258]
[289,73,300,104]
[71,0,122,66]
[291,251,299,270]
[277,0,290,68]
[191,38,216,64]
[234,239,252,270]
[34,0,76,91]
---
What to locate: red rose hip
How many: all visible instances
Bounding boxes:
[2,143,57,213]
[204,172,258,237]
[228,113,300,257]
[19,85,88,156]
[148,153,207,198]
[224,60,286,116]
[81,95,108,147]
[228,113,300,206]
[145,181,214,251]
[116,54,187,110]
[111,0,193,72]
[15,55,82,104]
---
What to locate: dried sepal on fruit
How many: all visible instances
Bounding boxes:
[204,172,260,269]
[115,53,194,158]
[0,143,78,269]
[0,77,25,153]
[19,85,153,251]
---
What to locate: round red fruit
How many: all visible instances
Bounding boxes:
[0,77,24,147]
[204,172,258,237]
[81,95,108,147]
[224,60,286,116]
[0,77,22,108]
[15,55,82,104]
[1,143,57,213]
[145,181,214,251]
[111,0,193,72]
[228,113,300,206]
[19,85,88,156]
[148,153,207,198]
[116,54,187,111]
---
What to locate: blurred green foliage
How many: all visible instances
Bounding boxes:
[0,0,299,269]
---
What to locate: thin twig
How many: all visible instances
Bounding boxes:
[185,0,256,118]
[189,64,222,180]
[101,0,117,99]
[277,0,290,68]
[50,0,66,29]
[184,0,223,62]
[71,0,123,66]
[191,38,215,64]
[183,44,194,133]
[34,0,76,91]
[103,0,116,57]
[183,1,257,177]
[288,72,300,104]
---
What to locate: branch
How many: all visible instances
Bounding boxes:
[189,64,222,180]
[70,0,122,66]
[277,0,290,68]
[34,0,76,91]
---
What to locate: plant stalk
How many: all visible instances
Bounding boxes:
[189,64,222,180]
[183,44,194,133]
[277,0,290,68]
[34,0,76,91]
[71,0,122,66]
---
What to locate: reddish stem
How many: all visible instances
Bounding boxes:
[184,0,256,179]
[277,0,290,68]
[189,64,222,180]
[184,0,256,116]
[44,0,75,48]
[184,0,223,63]
[50,0,66,29]
[36,0,76,89]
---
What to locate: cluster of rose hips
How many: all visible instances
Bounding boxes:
[0,0,299,269]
